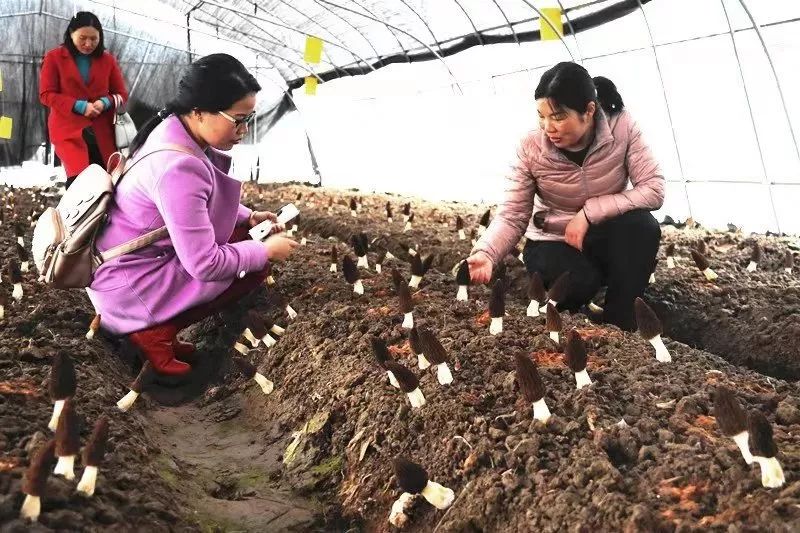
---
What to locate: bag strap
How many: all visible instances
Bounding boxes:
[99,144,202,263]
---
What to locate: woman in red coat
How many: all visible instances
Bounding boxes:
[39,11,128,188]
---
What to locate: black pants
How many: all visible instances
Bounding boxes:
[523,209,661,331]
[65,127,104,189]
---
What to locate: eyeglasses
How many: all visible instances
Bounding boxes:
[217,110,256,128]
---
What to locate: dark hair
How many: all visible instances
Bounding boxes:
[534,62,624,116]
[129,53,261,156]
[63,11,105,58]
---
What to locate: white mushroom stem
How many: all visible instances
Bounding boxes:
[549,331,559,344]
[402,215,409,223]
[403,222,412,232]
[574,369,593,390]
[540,299,557,313]
[409,275,422,289]
[785,267,792,274]
[754,456,785,488]
[353,280,364,295]
[261,334,278,348]
[85,328,96,340]
[0,305,5,320]
[458,229,465,240]
[375,264,382,274]
[746,261,758,272]
[731,431,754,465]
[116,389,140,412]
[300,237,307,246]
[286,305,298,319]
[408,249,417,257]
[417,353,431,370]
[12,283,23,300]
[648,272,656,284]
[357,255,369,269]
[388,492,415,528]
[471,239,477,246]
[266,275,276,286]
[271,324,285,336]
[648,335,672,363]
[532,397,552,423]
[456,285,468,301]
[21,261,29,273]
[20,494,40,521]
[253,372,274,395]
[517,253,524,263]
[386,252,396,261]
[285,229,293,238]
[526,300,540,317]
[243,328,260,348]
[588,302,604,314]
[421,481,455,510]
[387,371,400,389]
[703,267,718,281]
[53,455,76,480]
[234,342,249,355]
[329,263,337,273]
[436,363,453,385]
[350,210,357,218]
[667,256,675,269]
[477,225,486,236]
[76,465,99,496]
[406,387,426,409]
[402,312,414,329]
[48,399,65,432]
[489,317,503,335]
[387,217,393,224]
[291,224,298,233]
[17,237,24,247]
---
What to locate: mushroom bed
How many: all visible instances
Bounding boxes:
[0,182,798,532]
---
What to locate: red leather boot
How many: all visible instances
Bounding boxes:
[128,323,191,376]
[172,337,196,358]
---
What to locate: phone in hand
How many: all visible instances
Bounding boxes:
[249,203,300,241]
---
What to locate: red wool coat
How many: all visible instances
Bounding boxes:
[39,45,129,176]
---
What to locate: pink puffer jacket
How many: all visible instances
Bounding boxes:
[473,109,665,265]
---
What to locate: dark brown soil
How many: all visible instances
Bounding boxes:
[1,182,799,532]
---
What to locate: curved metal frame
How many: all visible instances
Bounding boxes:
[269,0,368,72]
[318,0,464,93]
[490,0,520,45]
[452,0,484,45]
[736,0,800,165]
[556,0,584,62]
[720,0,780,232]
[195,0,377,75]
[348,0,410,61]
[634,0,692,218]
[517,0,575,61]
[398,0,445,55]
[309,0,385,67]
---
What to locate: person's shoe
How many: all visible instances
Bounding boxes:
[128,324,191,376]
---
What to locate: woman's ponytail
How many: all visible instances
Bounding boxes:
[593,76,624,116]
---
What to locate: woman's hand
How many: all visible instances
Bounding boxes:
[466,252,493,284]
[263,235,299,262]
[249,211,285,234]
[565,209,590,251]
[91,100,105,114]
[83,104,101,119]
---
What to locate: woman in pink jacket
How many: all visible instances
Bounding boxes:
[468,62,664,330]
[88,54,298,376]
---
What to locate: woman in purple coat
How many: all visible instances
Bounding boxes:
[87,54,298,376]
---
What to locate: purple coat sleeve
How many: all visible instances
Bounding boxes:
[582,117,665,224]
[472,139,537,265]
[237,204,252,226]
[152,155,267,282]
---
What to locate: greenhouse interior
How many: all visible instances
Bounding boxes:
[1,1,799,531]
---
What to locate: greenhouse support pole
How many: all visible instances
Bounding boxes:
[720,0,780,233]
[635,0,693,220]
